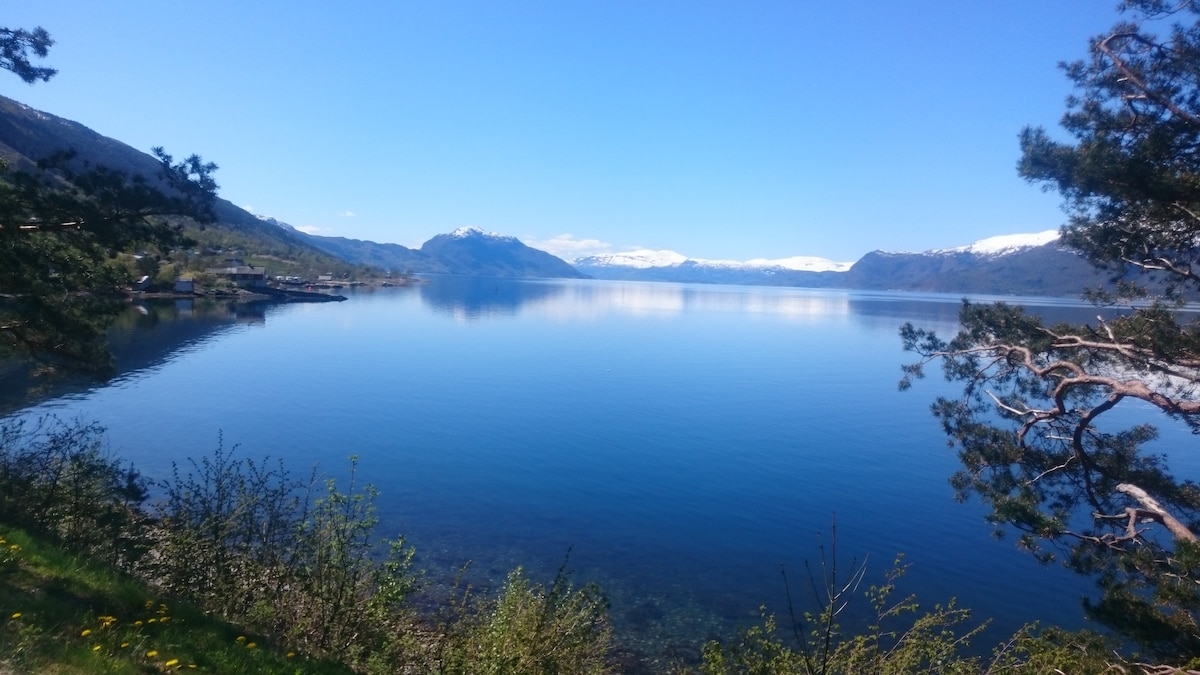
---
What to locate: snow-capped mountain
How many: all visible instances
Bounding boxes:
[573,249,853,285]
[572,231,1106,296]
[575,249,851,273]
[844,230,1102,295]
[932,230,1060,256]
[447,225,518,243]
[420,227,584,278]
[576,249,689,269]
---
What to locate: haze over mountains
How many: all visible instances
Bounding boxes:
[0,93,1106,296]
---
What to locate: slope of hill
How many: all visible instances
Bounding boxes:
[0,95,371,277]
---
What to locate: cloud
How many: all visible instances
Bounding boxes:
[524,234,614,261]
[241,204,255,212]
[340,210,356,218]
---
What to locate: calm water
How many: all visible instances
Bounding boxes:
[10,277,1157,664]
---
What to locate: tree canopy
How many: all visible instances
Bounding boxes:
[903,0,1200,662]
[0,26,56,85]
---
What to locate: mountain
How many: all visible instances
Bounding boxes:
[278,222,585,278]
[575,232,1112,297]
[841,231,1107,295]
[574,250,850,286]
[259,216,433,273]
[419,227,585,278]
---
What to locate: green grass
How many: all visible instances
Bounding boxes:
[0,525,354,674]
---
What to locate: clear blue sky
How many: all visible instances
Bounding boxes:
[6,1,1129,262]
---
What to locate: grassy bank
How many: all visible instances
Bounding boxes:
[0,526,352,673]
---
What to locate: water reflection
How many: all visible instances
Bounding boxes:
[0,298,262,415]
[417,275,567,320]
[415,277,1119,331]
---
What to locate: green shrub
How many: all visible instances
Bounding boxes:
[441,558,613,674]
[0,415,148,569]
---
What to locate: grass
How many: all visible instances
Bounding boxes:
[0,526,353,674]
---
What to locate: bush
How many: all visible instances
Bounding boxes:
[438,558,613,674]
[0,415,148,569]
[152,443,418,664]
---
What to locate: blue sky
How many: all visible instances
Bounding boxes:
[6,1,1129,262]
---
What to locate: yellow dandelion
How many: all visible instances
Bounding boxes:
[164,658,180,668]
[8,544,18,551]
[159,616,171,623]
[92,644,101,652]
[146,649,158,658]
[247,642,257,649]
[120,642,130,649]
[81,629,92,637]
[188,666,197,670]
[286,652,295,659]
[235,635,246,643]
[145,600,154,609]
[134,620,143,627]
[10,612,20,620]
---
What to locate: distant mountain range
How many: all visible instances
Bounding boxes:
[267,220,584,278]
[573,231,1108,296]
[0,93,1111,296]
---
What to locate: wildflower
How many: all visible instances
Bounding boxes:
[10,612,20,620]
[99,615,117,628]
[235,635,246,643]
[81,629,92,637]
[148,618,157,624]
[145,600,154,609]
[134,620,143,627]
[159,616,171,623]
[286,652,295,659]
[146,650,158,658]
[92,644,101,652]
[120,642,130,648]
[165,658,180,668]
[247,642,257,649]
[8,544,18,551]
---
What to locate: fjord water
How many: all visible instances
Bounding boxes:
[12,278,1113,658]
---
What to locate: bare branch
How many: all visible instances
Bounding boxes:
[1116,483,1199,542]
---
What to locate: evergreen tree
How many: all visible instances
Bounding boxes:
[0,26,56,84]
[903,1,1200,662]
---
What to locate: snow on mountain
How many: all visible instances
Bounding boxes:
[575,250,851,272]
[450,225,516,242]
[256,214,291,229]
[577,249,690,269]
[936,230,1061,256]
[742,256,853,272]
